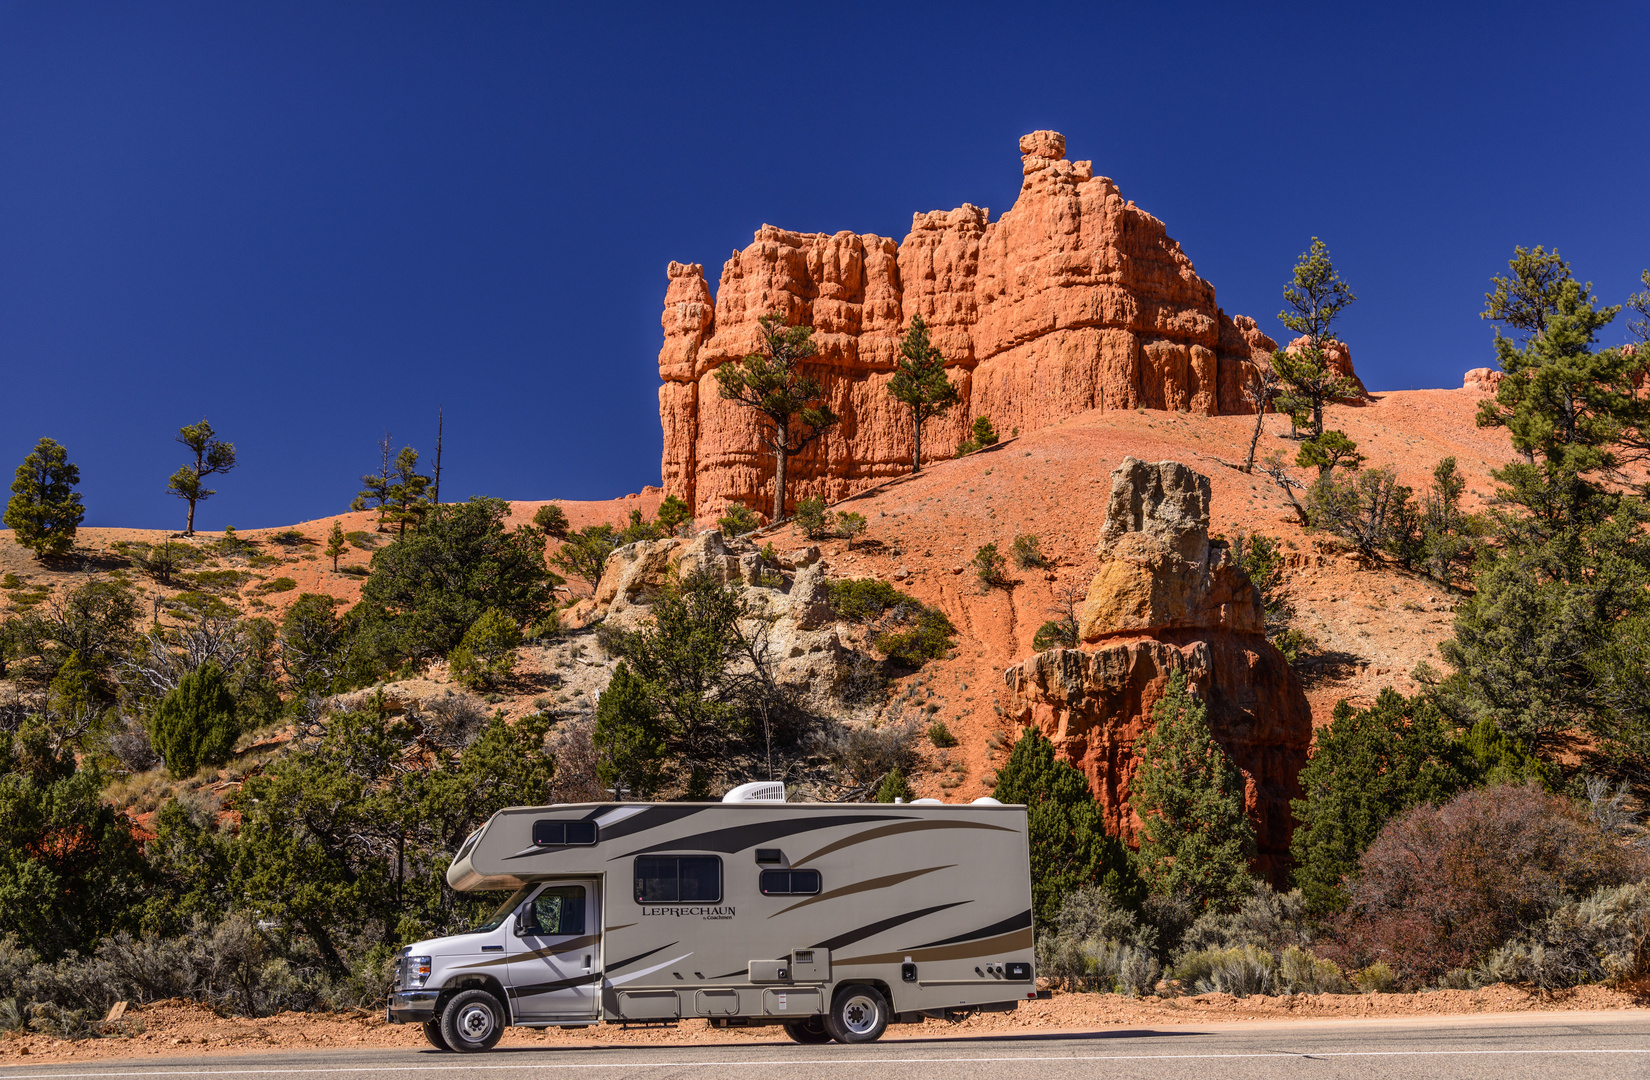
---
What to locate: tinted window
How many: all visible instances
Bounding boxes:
[760,869,822,896]
[634,856,723,903]
[523,885,585,935]
[533,819,598,846]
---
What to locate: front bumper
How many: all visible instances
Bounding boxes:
[386,990,441,1024]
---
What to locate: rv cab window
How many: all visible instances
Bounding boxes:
[759,869,822,895]
[521,885,586,936]
[533,819,598,846]
[634,855,722,904]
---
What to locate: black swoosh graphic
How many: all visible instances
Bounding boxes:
[596,805,712,845]
[791,820,1016,867]
[617,814,903,859]
[508,973,602,998]
[769,865,954,918]
[811,902,971,952]
[908,908,1032,949]
[604,941,680,974]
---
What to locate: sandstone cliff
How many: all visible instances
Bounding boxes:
[659,131,1296,519]
[1003,458,1312,882]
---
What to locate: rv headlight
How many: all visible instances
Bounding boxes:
[405,956,432,989]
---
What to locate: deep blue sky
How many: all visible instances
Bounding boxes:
[2,2,1646,530]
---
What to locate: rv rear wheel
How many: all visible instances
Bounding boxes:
[438,989,506,1053]
[421,1020,450,1050]
[783,1017,832,1044]
[823,985,888,1044]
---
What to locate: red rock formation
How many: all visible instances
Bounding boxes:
[1003,458,1312,882]
[1462,367,1504,395]
[658,132,1307,518]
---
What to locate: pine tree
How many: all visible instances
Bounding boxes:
[714,312,839,522]
[149,662,240,778]
[383,446,433,536]
[1271,239,1360,440]
[533,503,571,540]
[992,728,1143,928]
[4,437,84,559]
[1439,251,1650,764]
[592,662,668,798]
[1289,689,1471,914]
[1130,670,1255,911]
[351,434,394,531]
[323,521,347,572]
[887,315,960,472]
[166,420,237,536]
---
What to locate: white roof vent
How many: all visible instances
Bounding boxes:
[723,781,786,803]
[971,796,1003,806]
[909,798,944,805]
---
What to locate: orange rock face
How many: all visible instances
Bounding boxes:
[1004,459,1312,883]
[658,131,1295,519]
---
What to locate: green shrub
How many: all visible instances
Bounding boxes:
[656,495,693,535]
[1352,961,1395,994]
[927,720,958,748]
[973,543,1009,589]
[874,768,914,803]
[270,529,307,546]
[1033,617,1079,651]
[254,577,297,595]
[1175,945,1275,997]
[448,609,522,690]
[532,503,571,539]
[875,607,956,666]
[834,511,867,547]
[149,663,240,778]
[344,530,376,550]
[1011,533,1048,569]
[794,496,829,539]
[183,569,250,593]
[957,416,1000,455]
[717,503,760,537]
[829,578,914,622]
[1278,946,1348,994]
[166,591,240,619]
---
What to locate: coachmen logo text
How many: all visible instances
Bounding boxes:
[641,906,735,919]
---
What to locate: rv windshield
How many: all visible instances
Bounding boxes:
[470,887,530,934]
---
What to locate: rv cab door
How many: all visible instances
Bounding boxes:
[506,880,601,1024]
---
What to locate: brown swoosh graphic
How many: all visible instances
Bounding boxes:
[768,865,955,918]
[453,933,600,970]
[832,926,1034,967]
[791,820,1014,867]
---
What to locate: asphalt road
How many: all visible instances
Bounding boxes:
[3,1014,1646,1080]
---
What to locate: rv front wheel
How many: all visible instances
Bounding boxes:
[824,986,888,1044]
[438,989,505,1053]
[783,1017,832,1044]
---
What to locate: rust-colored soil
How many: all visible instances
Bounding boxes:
[0,984,1641,1064]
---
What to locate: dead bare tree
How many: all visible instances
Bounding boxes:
[1243,365,1284,473]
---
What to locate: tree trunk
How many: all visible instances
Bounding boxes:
[185,498,196,536]
[1245,406,1265,473]
[772,423,788,523]
[912,410,923,473]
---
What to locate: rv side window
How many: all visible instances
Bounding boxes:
[533,819,598,847]
[634,856,722,904]
[759,869,822,896]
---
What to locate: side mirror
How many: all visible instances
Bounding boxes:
[514,913,540,937]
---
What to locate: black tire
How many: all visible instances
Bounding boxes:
[439,988,506,1053]
[823,985,888,1044]
[783,1017,833,1044]
[422,1020,450,1050]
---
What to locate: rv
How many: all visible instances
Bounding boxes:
[386,783,1039,1052]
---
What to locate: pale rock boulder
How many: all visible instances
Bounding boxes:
[588,532,849,699]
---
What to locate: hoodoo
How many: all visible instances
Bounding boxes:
[657,131,1301,520]
[1003,457,1313,882]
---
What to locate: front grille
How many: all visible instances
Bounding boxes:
[392,957,405,991]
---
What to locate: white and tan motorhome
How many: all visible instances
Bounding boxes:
[386,784,1039,1052]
